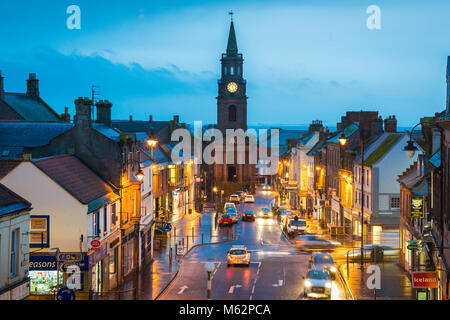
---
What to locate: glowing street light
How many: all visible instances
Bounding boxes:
[146,136,158,160]
[338,134,348,146]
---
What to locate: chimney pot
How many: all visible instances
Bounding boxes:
[174,115,179,123]
[130,115,133,121]
[149,115,153,122]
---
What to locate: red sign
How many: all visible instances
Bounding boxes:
[412,272,439,288]
[90,239,101,250]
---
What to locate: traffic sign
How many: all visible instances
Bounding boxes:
[90,239,101,251]
[163,223,172,232]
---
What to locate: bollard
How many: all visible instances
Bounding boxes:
[187,235,189,249]
[347,251,349,279]
[182,237,185,247]
[175,244,178,256]
[202,233,204,245]
[192,227,194,240]
[169,247,173,264]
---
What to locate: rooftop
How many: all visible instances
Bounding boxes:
[0,183,31,216]
[0,122,73,147]
[3,93,60,121]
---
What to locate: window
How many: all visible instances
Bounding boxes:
[10,229,19,279]
[110,246,118,274]
[230,66,234,75]
[237,66,241,75]
[390,197,400,209]
[366,195,369,208]
[103,207,108,235]
[111,203,117,227]
[228,105,237,122]
[224,66,228,75]
[93,211,100,237]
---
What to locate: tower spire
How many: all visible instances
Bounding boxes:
[226,12,238,56]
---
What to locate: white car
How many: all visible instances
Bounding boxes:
[285,217,306,236]
[227,246,251,266]
[244,195,255,203]
[224,202,237,211]
[229,194,241,203]
[304,266,332,299]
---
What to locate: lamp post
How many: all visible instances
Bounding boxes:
[146,136,158,160]
[205,261,215,300]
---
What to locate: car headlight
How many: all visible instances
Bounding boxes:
[304,280,312,288]
[269,213,273,217]
[325,281,332,288]
[330,266,337,273]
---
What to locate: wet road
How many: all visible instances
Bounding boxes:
[159,189,348,300]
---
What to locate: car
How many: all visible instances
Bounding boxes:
[227,246,250,266]
[225,207,239,223]
[309,252,337,279]
[285,216,307,236]
[279,210,294,225]
[244,195,255,203]
[258,207,272,218]
[219,214,233,227]
[347,245,399,261]
[263,184,271,191]
[303,266,332,299]
[279,206,288,214]
[224,202,237,211]
[242,210,255,221]
[295,234,340,250]
[235,190,246,199]
[229,194,241,203]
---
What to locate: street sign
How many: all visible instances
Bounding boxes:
[412,272,438,288]
[177,246,184,256]
[163,223,172,232]
[407,245,418,250]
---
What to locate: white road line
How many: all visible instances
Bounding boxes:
[251,285,255,294]
[249,295,253,300]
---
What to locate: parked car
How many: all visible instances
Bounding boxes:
[219,214,233,227]
[227,246,250,266]
[244,195,255,203]
[285,217,307,236]
[280,210,294,225]
[309,252,337,279]
[303,266,332,299]
[242,210,255,222]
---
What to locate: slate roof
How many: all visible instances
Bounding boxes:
[0,159,22,179]
[33,154,117,206]
[92,123,121,142]
[397,161,428,196]
[0,183,31,216]
[0,122,73,147]
[307,140,326,156]
[111,120,170,135]
[327,123,359,144]
[3,93,60,121]
[355,132,404,167]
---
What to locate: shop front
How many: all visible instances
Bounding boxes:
[89,242,108,296]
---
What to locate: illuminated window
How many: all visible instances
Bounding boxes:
[390,197,400,209]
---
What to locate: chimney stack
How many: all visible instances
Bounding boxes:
[173,115,179,123]
[129,115,133,122]
[0,70,4,98]
[60,107,71,123]
[309,120,323,133]
[384,115,397,133]
[371,116,383,137]
[149,115,153,122]
[26,73,39,98]
[74,97,92,128]
[96,100,112,127]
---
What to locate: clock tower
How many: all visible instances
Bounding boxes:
[217,17,247,131]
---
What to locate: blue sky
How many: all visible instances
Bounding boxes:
[0,0,449,127]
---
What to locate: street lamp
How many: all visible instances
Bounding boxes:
[205,261,215,300]
[146,136,158,160]
[338,134,348,146]
[136,169,144,181]
[403,140,418,158]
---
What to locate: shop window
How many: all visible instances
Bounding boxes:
[390,197,400,209]
[110,246,118,275]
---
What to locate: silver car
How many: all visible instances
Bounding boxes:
[304,266,332,299]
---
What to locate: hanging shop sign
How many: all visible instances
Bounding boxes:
[412,272,438,288]
[411,196,425,218]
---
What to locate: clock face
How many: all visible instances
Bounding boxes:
[227,82,238,93]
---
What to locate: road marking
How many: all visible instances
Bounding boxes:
[272,280,283,287]
[177,286,188,294]
[251,285,255,294]
[249,295,253,300]
[228,285,242,294]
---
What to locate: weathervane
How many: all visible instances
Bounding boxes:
[229,10,233,21]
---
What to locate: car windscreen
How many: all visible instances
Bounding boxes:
[307,270,329,280]
[230,250,246,255]
[221,215,230,218]
[292,220,306,226]
[262,208,270,213]
[244,211,253,214]
[314,255,333,264]
[226,207,236,213]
